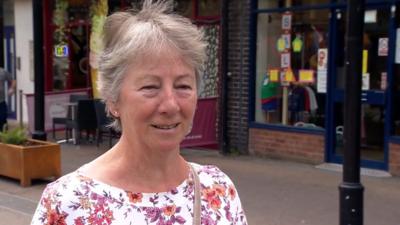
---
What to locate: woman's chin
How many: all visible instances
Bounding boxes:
[151,139,183,152]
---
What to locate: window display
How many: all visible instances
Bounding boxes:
[258,0,330,9]
[255,10,329,128]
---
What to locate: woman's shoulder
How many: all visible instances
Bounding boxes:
[40,171,88,199]
[189,162,236,187]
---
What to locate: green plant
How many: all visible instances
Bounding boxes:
[0,127,27,145]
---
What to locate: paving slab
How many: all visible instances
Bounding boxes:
[0,142,399,225]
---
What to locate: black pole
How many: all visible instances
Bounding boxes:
[0,2,4,68]
[219,0,229,155]
[31,0,46,140]
[339,0,365,225]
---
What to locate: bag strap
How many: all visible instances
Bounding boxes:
[190,164,201,225]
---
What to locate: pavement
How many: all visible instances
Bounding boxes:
[0,140,400,225]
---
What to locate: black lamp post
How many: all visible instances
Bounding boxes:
[31,0,46,141]
[339,0,365,224]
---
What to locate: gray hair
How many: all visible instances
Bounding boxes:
[97,0,207,131]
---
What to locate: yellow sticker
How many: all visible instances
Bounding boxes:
[362,50,368,74]
[270,69,279,82]
[292,37,303,53]
[299,70,314,83]
[277,38,285,52]
[285,69,296,82]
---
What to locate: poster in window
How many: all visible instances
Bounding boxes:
[277,37,285,52]
[282,34,291,49]
[292,35,303,53]
[317,48,328,71]
[299,70,315,83]
[281,53,291,68]
[317,70,327,93]
[378,38,388,56]
[362,73,370,90]
[381,72,387,90]
[362,50,368,74]
[269,69,279,82]
[282,13,292,30]
[281,69,295,84]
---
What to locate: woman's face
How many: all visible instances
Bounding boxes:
[115,51,197,151]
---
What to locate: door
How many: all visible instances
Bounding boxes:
[3,26,16,119]
[329,6,392,169]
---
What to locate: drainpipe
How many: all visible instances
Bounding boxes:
[31,0,46,140]
[219,0,229,155]
[339,0,365,224]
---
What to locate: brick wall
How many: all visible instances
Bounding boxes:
[389,143,400,176]
[249,128,325,164]
[226,0,250,153]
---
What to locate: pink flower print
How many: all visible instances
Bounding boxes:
[88,205,114,225]
[127,192,143,203]
[46,208,68,225]
[201,214,217,225]
[73,216,85,225]
[163,204,176,216]
[212,184,226,197]
[145,207,161,222]
[228,185,236,200]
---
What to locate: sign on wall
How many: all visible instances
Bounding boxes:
[54,45,69,57]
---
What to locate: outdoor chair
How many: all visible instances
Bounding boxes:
[65,99,97,144]
[93,99,120,147]
[52,94,89,139]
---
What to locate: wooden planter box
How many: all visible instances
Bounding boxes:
[0,139,61,187]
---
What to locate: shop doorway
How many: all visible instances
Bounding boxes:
[329,6,391,169]
[3,26,16,119]
[53,22,90,91]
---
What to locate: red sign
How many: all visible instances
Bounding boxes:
[181,98,217,148]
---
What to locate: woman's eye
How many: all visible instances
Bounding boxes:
[177,85,192,90]
[141,85,159,90]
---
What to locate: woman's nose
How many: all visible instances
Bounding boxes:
[158,88,180,114]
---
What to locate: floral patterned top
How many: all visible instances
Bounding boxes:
[31,163,248,225]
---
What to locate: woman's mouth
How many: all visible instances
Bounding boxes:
[152,123,180,129]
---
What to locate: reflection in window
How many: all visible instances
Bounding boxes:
[258,0,330,8]
[255,10,329,129]
[198,0,220,17]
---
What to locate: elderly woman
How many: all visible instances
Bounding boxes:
[31,1,247,224]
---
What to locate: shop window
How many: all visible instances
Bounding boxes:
[197,0,220,17]
[258,0,330,9]
[291,0,331,6]
[255,10,329,129]
[393,59,400,136]
[391,10,400,137]
[52,0,91,91]
[174,0,194,18]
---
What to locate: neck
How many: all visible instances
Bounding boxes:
[92,134,189,192]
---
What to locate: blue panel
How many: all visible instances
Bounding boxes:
[389,136,400,144]
[249,122,325,135]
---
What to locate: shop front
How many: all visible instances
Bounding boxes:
[36,0,221,148]
[249,0,400,175]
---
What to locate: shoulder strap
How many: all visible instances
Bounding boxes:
[190,164,201,225]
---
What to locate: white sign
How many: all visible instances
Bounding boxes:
[396,29,400,63]
[381,72,387,90]
[362,73,370,90]
[317,70,327,93]
[281,53,291,68]
[364,10,377,23]
[378,38,388,56]
[282,13,292,30]
[317,48,328,71]
[282,34,291,49]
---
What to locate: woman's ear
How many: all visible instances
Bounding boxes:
[108,101,120,118]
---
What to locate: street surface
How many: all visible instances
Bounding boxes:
[0,143,399,225]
